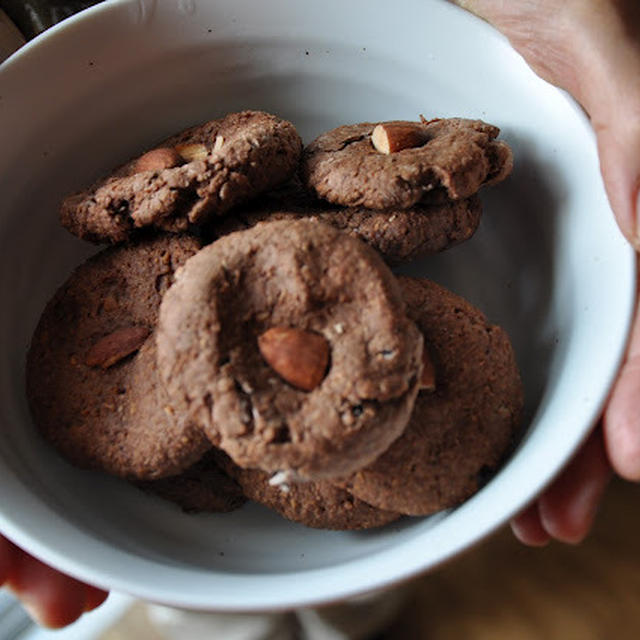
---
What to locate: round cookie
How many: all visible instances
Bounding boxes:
[60,111,303,244]
[137,451,246,513]
[26,235,210,480]
[211,193,483,265]
[335,276,523,516]
[302,117,512,209]
[157,219,424,480]
[215,451,399,530]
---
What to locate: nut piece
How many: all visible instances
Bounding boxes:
[85,326,151,369]
[371,123,429,154]
[420,347,436,392]
[213,135,225,151]
[133,148,183,173]
[258,327,330,391]
[175,142,209,162]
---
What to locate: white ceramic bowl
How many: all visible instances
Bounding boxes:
[0,0,635,611]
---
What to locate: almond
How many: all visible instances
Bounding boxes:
[213,135,225,151]
[175,142,209,162]
[420,347,436,392]
[371,123,429,154]
[85,326,150,369]
[133,148,183,173]
[258,327,329,391]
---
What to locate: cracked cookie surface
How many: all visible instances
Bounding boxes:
[302,117,512,209]
[335,276,523,515]
[156,220,423,480]
[26,235,210,480]
[60,111,303,243]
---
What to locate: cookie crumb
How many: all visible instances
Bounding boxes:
[268,470,293,492]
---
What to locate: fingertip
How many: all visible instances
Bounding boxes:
[510,503,551,547]
[83,586,109,613]
[537,430,611,544]
[8,554,87,629]
[0,536,19,585]
[595,125,639,245]
[603,357,640,481]
[605,424,640,482]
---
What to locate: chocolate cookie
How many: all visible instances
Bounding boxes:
[211,194,482,265]
[60,111,303,243]
[335,276,523,516]
[137,451,246,513]
[302,117,512,209]
[157,220,424,480]
[26,235,210,480]
[215,452,399,530]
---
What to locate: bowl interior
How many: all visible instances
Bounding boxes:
[0,0,634,610]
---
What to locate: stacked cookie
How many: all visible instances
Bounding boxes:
[27,110,523,530]
[210,117,511,264]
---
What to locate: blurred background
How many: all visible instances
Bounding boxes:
[1,2,640,638]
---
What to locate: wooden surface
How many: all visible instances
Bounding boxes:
[384,477,640,639]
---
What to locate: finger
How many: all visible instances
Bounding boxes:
[7,550,89,628]
[536,428,612,544]
[83,585,109,613]
[451,1,640,246]
[603,287,640,480]
[0,535,18,585]
[590,86,640,250]
[510,502,551,547]
[448,0,577,87]
[573,2,640,248]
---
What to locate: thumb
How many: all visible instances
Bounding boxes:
[450,0,640,248]
[578,0,640,248]
[592,109,640,250]
[603,282,640,481]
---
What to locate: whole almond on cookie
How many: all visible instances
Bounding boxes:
[371,123,429,154]
[133,148,183,173]
[175,142,209,162]
[258,327,330,391]
[85,326,150,368]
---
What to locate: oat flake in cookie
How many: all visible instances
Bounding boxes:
[60,111,303,244]
[302,117,512,209]
[335,276,523,516]
[156,220,424,480]
[26,235,210,480]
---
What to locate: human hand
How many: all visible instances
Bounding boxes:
[1,534,108,628]
[450,0,640,544]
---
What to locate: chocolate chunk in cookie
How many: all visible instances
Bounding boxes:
[157,220,423,480]
[60,111,303,243]
[27,235,210,480]
[302,117,512,209]
[335,276,523,516]
[215,452,399,530]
